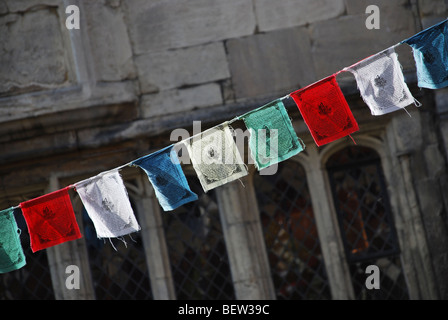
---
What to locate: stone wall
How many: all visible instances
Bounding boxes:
[0,0,430,131]
[1,0,448,299]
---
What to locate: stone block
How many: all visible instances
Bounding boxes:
[124,0,256,54]
[0,1,8,14]
[4,0,59,12]
[141,83,223,117]
[417,0,447,16]
[84,1,135,81]
[391,110,423,154]
[255,0,345,32]
[344,0,408,15]
[135,42,230,93]
[435,88,448,115]
[226,27,316,100]
[424,144,446,178]
[0,131,77,163]
[416,0,447,28]
[0,8,68,95]
[440,123,448,158]
[310,8,417,78]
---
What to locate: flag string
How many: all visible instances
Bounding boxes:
[1,19,447,253]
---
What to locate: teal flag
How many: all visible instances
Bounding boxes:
[0,207,26,273]
[238,99,305,170]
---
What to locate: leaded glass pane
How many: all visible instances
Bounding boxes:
[163,179,235,300]
[254,161,331,300]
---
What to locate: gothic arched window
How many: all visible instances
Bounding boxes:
[326,146,409,299]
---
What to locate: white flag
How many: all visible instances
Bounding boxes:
[346,47,418,116]
[75,170,140,239]
[183,122,248,192]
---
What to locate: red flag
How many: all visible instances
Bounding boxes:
[290,75,359,147]
[20,187,82,252]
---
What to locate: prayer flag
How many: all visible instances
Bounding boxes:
[238,99,305,169]
[20,187,82,252]
[0,208,26,273]
[345,47,418,115]
[183,122,248,192]
[74,170,140,239]
[290,75,359,147]
[132,145,198,211]
[402,19,448,89]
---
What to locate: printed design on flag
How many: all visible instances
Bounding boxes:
[423,50,436,64]
[42,206,55,219]
[206,145,220,161]
[311,114,355,142]
[131,145,198,211]
[184,122,248,192]
[155,175,168,186]
[290,75,359,147]
[374,75,387,88]
[101,198,114,213]
[198,128,244,185]
[318,102,333,118]
[260,125,274,161]
[35,205,78,244]
[398,89,408,103]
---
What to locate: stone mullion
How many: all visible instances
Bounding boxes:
[44,175,95,300]
[136,175,176,300]
[304,149,355,300]
[215,175,276,300]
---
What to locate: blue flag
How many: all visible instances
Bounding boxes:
[132,145,198,211]
[402,19,448,89]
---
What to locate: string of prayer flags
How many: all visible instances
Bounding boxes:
[290,75,359,147]
[0,208,26,273]
[3,19,448,261]
[20,187,82,252]
[345,47,419,116]
[74,170,140,239]
[132,145,198,211]
[238,99,305,170]
[183,122,248,192]
[402,19,448,89]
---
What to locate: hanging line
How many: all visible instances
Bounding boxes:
[334,42,402,77]
[69,160,134,190]
[180,121,230,145]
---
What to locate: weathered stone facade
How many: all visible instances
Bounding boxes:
[1,0,447,300]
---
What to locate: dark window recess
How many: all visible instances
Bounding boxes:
[163,179,235,300]
[327,146,409,299]
[254,161,331,300]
